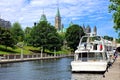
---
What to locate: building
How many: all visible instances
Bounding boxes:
[55,7,63,32]
[34,10,47,26]
[39,7,64,32]
[0,17,11,28]
[82,25,97,35]
[40,10,47,22]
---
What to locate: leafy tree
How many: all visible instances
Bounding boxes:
[11,22,24,44]
[0,27,15,50]
[116,38,120,43]
[30,21,62,51]
[0,27,4,44]
[24,27,32,45]
[104,35,113,41]
[109,0,120,37]
[65,24,85,51]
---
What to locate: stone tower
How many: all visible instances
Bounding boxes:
[93,26,97,35]
[86,25,91,33]
[55,7,61,31]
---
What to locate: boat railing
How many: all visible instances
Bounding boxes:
[77,42,105,52]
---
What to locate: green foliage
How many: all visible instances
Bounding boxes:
[11,22,24,43]
[103,35,113,41]
[0,27,15,50]
[116,38,120,43]
[109,0,120,37]
[24,27,32,45]
[30,21,62,51]
[65,24,85,51]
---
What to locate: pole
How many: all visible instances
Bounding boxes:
[21,48,23,59]
[41,47,43,58]
[54,47,56,57]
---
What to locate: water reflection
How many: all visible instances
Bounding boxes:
[71,73,103,80]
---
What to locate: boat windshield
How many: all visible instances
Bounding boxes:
[80,36,101,44]
[78,52,103,61]
[78,36,103,50]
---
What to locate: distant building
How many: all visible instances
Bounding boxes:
[93,26,97,35]
[69,21,73,27]
[34,10,47,26]
[0,17,11,28]
[40,10,47,22]
[82,25,97,35]
[55,7,63,32]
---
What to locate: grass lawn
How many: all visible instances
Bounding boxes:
[0,45,72,55]
[0,45,40,55]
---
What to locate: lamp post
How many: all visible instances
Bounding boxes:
[17,42,24,60]
[54,47,56,57]
[21,47,23,59]
[41,47,43,58]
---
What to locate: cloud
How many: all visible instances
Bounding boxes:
[0,0,117,38]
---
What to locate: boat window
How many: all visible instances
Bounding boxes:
[78,52,103,61]
[88,52,103,61]
[88,53,95,60]
[95,52,103,60]
[78,53,81,60]
[81,53,87,61]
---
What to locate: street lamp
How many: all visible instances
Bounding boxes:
[54,47,56,57]
[41,47,43,58]
[16,42,24,59]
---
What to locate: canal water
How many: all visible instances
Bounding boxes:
[0,57,103,80]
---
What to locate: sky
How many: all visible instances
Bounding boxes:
[0,0,118,38]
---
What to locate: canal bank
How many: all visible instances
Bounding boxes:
[101,56,120,80]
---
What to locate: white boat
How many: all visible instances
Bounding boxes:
[104,40,115,63]
[71,33,108,73]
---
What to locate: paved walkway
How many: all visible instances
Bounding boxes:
[101,56,120,80]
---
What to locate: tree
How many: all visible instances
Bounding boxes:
[11,22,24,44]
[0,27,15,50]
[65,24,85,51]
[24,27,32,45]
[30,21,62,51]
[104,35,113,41]
[109,0,120,37]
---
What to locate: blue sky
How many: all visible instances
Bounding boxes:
[0,0,118,38]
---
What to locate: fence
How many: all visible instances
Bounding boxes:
[0,53,73,63]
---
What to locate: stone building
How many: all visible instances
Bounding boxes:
[55,7,63,32]
[82,25,97,35]
[40,10,47,22]
[0,17,11,28]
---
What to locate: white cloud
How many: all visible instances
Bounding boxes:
[0,0,117,38]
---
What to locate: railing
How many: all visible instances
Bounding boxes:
[0,53,73,63]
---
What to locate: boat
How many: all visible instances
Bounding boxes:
[104,40,115,63]
[71,33,108,73]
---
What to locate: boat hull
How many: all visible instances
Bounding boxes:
[71,61,107,72]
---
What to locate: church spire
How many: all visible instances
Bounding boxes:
[93,26,97,35]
